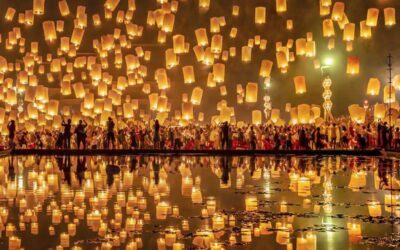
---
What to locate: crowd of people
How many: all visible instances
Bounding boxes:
[4,117,400,151]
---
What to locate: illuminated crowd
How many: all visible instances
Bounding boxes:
[4,116,399,151]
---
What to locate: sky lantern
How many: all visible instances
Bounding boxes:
[366,8,379,27]
[5,8,16,21]
[321,0,332,7]
[42,21,57,42]
[374,103,386,121]
[259,60,273,77]
[230,27,238,38]
[173,35,186,54]
[47,100,59,116]
[252,110,262,125]
[348,104,366,123]
[165,49,178,69]
[58,0,70,16]
[193,46,205,62]
[346,56,359,75]
[241,46,252,62]
[162,13,175,32]
[210,17,220,33]
[311,106,321,119]
[73,82,85,98]
[384,85,396,104]
[104,0,120,12]
[276,51,288,69]
[211,34,223,54]
[367,78,380,95]
[320,1,330,16]
[360,21,371,38]
[322,19,335,37]
[191,87,203,105]
[276,0,287,13]
[384,8,396,26]
[343,23,355,41]
[199,0,210,10]
[270,109,280,123]
[296,38,306,56]
[298,104,311,124]
[195,28,208,46]
[245,82,258,103]
[305,41,316,57]
[331,2,345,21]
[182,66,195,84]
[33,0,45,15]
[149,93,158,111]
[71,28,85,47]
[232,5,239,16]
[182,102,193,120]
[213,63,225,83]
[294,76,307,94]
[255,7,266,24]
[207,73,216,87]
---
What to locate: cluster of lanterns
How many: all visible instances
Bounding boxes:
[0,155,397,249]
[0,0,397,133]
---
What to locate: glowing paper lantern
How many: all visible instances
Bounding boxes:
[211,34,223,54]
[182,103,193,120]
[190,87,203,105]
[182,66,195,84]
[367,78,380,95]
[348,104,366,123]
[58,0,70,16]
[252,110,262,125]
[241,46,252,62]
[259,60,273,77]
[298,104,311,124]
[322,19,335,37]
[384,8,396,26]
[173,34,186,54]
[73,82,85,98]
[331,2,345,21]
[276,51,288,69]
[384,85,396,104]
[213,63,225,83]
[162,13,175,33]
[255,7,266,24]
[42,21,57,42]
[294,76,306,94]
[33,0,45,15]
[343,23,355,41]
[149,93,158,111]
[374,103,386,121]
[5,8,16,21]
[366,8,379,27]
[360,21,372,38]
[245,82,258,103]
[276,0,287,13]
[47,100,59,116]
[346,56,359,75]
[195,28,208,46]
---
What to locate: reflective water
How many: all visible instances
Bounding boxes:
[0,155,400,249]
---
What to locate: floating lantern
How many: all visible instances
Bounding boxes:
[366,8,379,27]
[276,0,287,13]
[191,87,203,105]
[374,103,386,121]
[252,110,262,125]
[360,21,372,38]
[323,19,335,37]
[259,60,273,77]
[182,103,193,120]
[242,46,252,62]
[213,63,225,83]
[245,82,258,103]
[182,66,195,84]
[343,23,355,41]
[348,104,366,123]
[211,34,223,54]
[298,104,311,124]
[59,0,70,16]
[255,7,266,24]
[33,0,45,15]
[384,85,396,104]
[195,28,208,46]
[367,78,380,95]
[331,2,345,21]
[384,8,396,26]
[42,21,57,42]
[294,76,306,94]
[346,56,359,75]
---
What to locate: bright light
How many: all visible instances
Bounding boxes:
[324,57,334,66]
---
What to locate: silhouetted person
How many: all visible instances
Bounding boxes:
[7,120,16,149]
[249,126,256,150]
[62,119,72,149]
[221,122,229,149]
[75,120,87,149]
[153,120,160,149]
[106,117,115,149]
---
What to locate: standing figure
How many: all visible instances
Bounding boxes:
[106,117,115,149]
[62,118,72,149]
[7,120,16,149]
[75,120,87,149]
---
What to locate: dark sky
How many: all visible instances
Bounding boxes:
[1,0,400,122]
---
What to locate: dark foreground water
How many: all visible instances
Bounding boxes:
[1,155,400,250]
